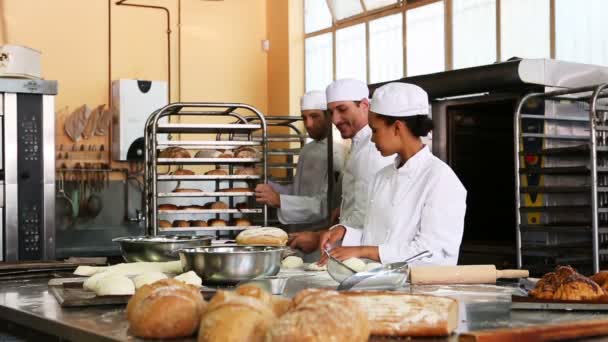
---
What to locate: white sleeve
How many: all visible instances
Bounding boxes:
[277,193,327,224]
[341,225,363,246]
[377,172,467,265]
[268,181,293,195]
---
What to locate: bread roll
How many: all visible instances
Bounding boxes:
[235,202,248,210]
[208,219,227,227]
[195,149,221,158]
[209,201,228,210]
[158,204,178,211]
[267,289,369,342]
[342,292,459,337]
[234,218,252,227]
[159,220,172,228]
[205,169,228,176]
[127,279,206,339]
[173,220,190,228]
[271,296,292,317]
[172,169,195,175]
[218,151,235,158]
[159,147,191,158]
[173,188,202,193]
[235,146,259,158]
[189,220,208,227]
[220,187,253,193]
[236,227,288,246]
[199,292,275,342]
[235,167,258,176]
[282,256,303,269]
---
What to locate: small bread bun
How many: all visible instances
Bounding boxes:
[159,147,191,158]
[235,168,258,176]
[234,218,252,227]
[173,220,190,228]
[234,147,258,158]
[159,220,172,228]
[173,188,202,193]
[209,201,229,210]
[220,187,253,193]
[218,151,235,158]
[236,227,288,246]
[172,169,195,176]
[158,204,178,211]
[205,169,228,176]
[195,149,221,158]
[208,219,227,227]
[189,220,208,227]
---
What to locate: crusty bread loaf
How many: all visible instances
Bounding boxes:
[127,279,206,339]
[235,167,258,176]
[205,169,228,176]
[159,220,172,228]
[220,187,253,193]
[208,219,227,227]
[234,218,252,227]
[236,284,274,307]
[172,169,195,175]
[342,292,459,337]
[159,147,191,158]
[173,220,190,228]
[271,296,292,317]
[198,292,275,342]
[173,188,202,193]
[236,227,288,246]
[266,289,369,342]
[158,204,178,211]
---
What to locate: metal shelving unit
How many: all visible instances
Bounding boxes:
[515,83,608,274]
[144,103,268,236]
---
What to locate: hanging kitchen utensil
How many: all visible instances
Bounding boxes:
[83,105,104,140]
[94,107,112,136]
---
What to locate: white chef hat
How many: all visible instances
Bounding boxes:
[325,78,369,104]
[300,91,327,111]
[370,82,429,117]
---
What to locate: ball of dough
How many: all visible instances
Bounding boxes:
[74,265,107,276]
[305,262,327,271]
[364,262,383,272]
[281,256,304,269]
[174,271,202,287]
[95,274,135,296]
[83,272,114,291]
[133,272,168,289]
[343,258,366,273]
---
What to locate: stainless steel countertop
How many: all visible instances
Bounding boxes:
[1,270,608,342]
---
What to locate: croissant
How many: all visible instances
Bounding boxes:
[591,271,608,291]
[552,274,604,301]
[529,272,559,299]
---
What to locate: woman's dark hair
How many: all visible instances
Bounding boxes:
[376,114,434,137]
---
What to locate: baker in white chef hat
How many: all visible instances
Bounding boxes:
[319,82,467,266]
[325,78,371,139]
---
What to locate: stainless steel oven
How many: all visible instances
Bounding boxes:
[0,78,57,261]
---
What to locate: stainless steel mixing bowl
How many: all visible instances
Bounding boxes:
[179,245,284,285]
[113,235,213,262]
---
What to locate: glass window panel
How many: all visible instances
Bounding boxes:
[328,0,363,20]
[305,33,334,92]
[364,0,398,10]
[406,2,445,76]
[305,0,333,34]
[501,0,549,60]
[369,13,403,83]
[336,24,367,81]
[556,0,608,66]
[453,0,496,69]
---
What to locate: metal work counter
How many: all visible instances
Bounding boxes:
[1,270,608,341]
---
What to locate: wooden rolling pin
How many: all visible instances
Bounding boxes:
[410,265,529,285]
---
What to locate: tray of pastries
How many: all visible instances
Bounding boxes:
[512,265,608,310]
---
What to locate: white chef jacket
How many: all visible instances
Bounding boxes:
[272,138,347,227]
[342,146,467,265]
[339,125,394,230]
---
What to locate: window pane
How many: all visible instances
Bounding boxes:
[328,0,363,20]
[336,24,367,81]
[556,0,608,66]
[305,0,332,34]
[364,0,398,10]
[501,0,549,60]
[370,13,403,83]
[305,33,334,92]
[453,0,496,69]
[406,2,445,76]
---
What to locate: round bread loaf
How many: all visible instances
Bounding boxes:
[172,220,190,228]
[236,227,288,246]
[189,220,208,227]
[205,169,228,176]
[209,201,229,210]
[172,169,195,175]
[234,218,252,227]
[218,151,235,158]
[173,188,202,193]
[127,279,206,339]
[195,149,221,158]
[235,167,258,176]
[158,204,178,211]
[159,147,191,158]
[159,220,172,228]
[234,146,258,158]
[208,219,227,227]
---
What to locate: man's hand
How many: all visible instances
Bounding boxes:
[255,184,281,208]
[318,226,346,264]
[327,246,379,262]
[288,231,321,254]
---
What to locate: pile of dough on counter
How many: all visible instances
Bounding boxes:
[280,255,383,273]
[126,282,458,340]
[74,261,202,296]
[530,265,608,301]
[236,227,288,246]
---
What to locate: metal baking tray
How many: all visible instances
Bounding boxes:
[157,175,260,181]
[511,295,608,311]
[158,209,262,214]
[157,158,260,164]
[159,226,261,232]
[156,123,261,134]
[158,191,254,197]
[157,140,261,147]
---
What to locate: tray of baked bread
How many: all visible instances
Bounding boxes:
[511,265,608,310]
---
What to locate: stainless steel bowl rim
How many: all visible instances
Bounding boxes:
[179,245,286,254]
[112,235,214,244]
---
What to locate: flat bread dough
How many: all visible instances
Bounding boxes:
[83,272,114,291]
[281,256,303,269]
[305,262,327,271]
[74,265,108,276]
[133,272,168,289]
[95,274,135,296]
[343,258,366,273]
[174,271,202,287]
